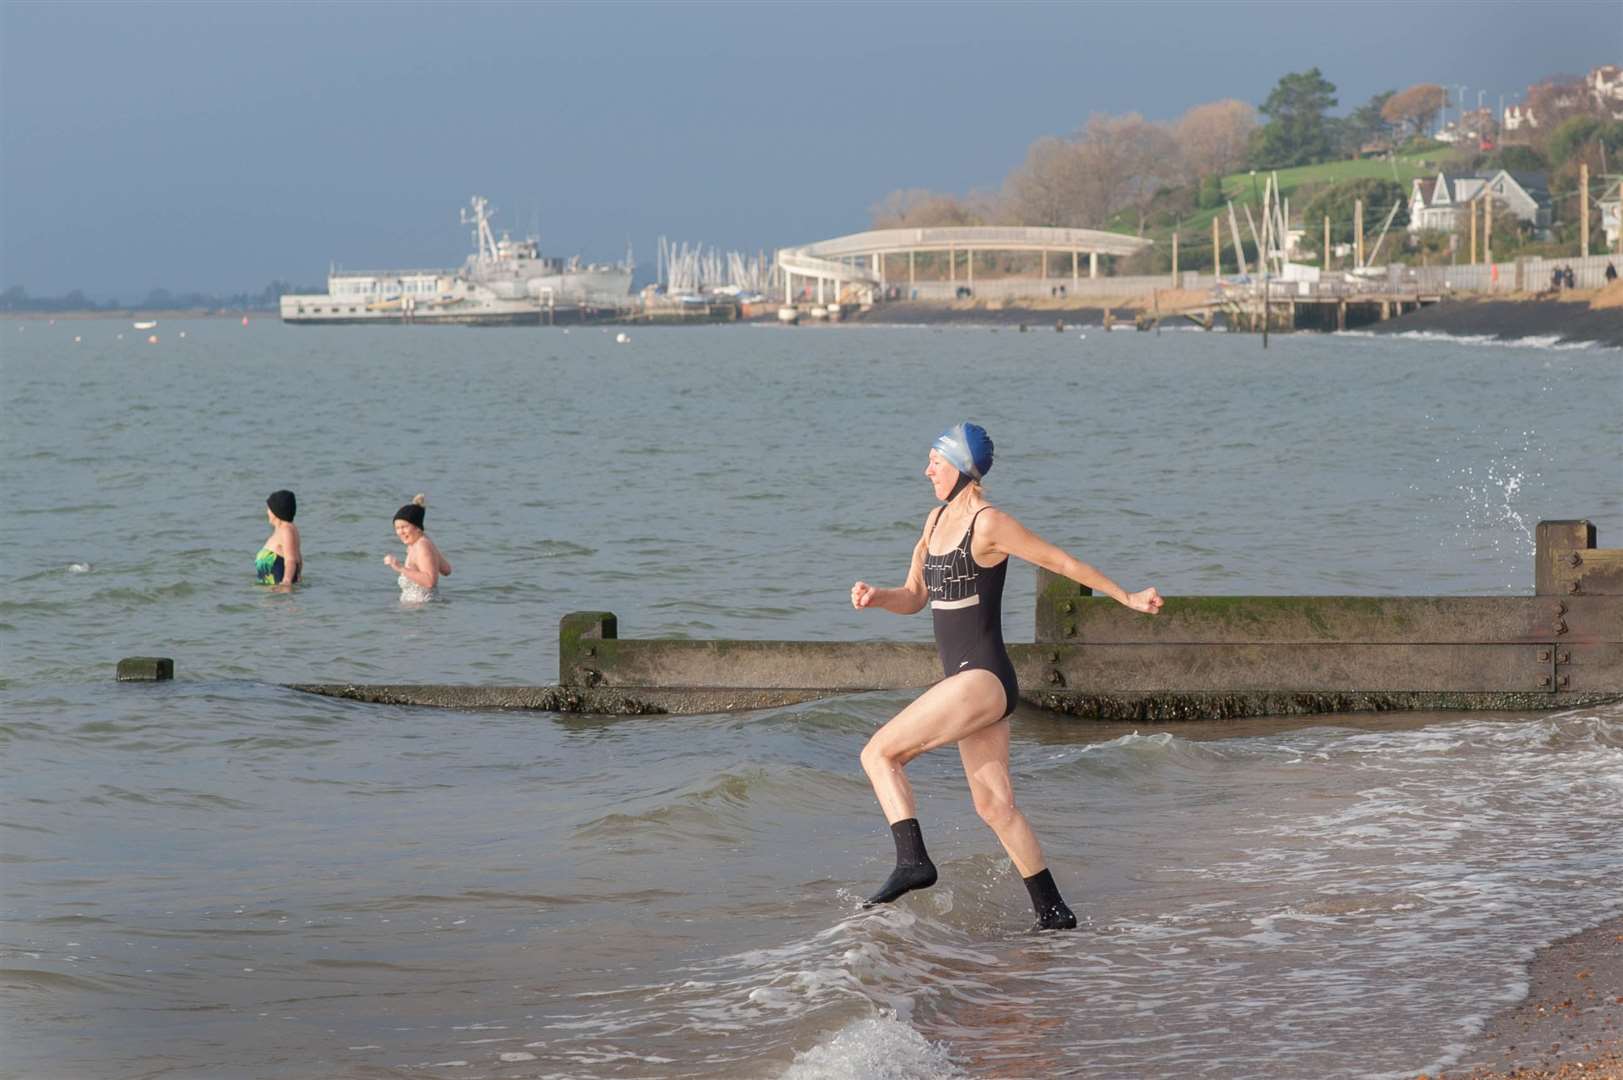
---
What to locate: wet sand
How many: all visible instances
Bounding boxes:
[1430,916,1623,1079]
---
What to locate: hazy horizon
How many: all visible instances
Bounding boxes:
[2,0,1617,298]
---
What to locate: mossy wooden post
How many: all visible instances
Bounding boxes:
[1537,520,1623,597]
[560,611,617,687]
[1034,566,1092,644]
[117,657,173,681]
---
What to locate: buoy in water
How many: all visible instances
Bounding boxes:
[179,331,187,339]
[615,332,630,344]
[147,334,159,344]
[241,316,249,326]
[74,335,82,343]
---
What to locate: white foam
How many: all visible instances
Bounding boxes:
[779,1016,965,1080]
[1349,328,1610,351]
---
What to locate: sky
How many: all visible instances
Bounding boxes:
[2,0,1618,298]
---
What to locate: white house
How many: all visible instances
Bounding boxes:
[1602,180,1622,250]
[1588,64,1623,117]
[1407,170,1552,237]
[1503,104,1537,132]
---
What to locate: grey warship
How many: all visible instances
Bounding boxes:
[280,196,633,326]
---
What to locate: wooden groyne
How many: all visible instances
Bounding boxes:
[125,520,1623,722]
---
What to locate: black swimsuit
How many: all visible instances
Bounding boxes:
[922,506,1019,717]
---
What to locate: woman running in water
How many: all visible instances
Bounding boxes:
[850,422,1162,929]
[384,495,452,603]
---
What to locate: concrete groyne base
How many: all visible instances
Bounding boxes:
[287,683,1622,720]
[290,683,834,715]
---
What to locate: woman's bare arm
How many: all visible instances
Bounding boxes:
[979,509,1162,613]
[851,510,937,615]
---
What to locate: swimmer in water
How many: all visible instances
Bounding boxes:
[256,489,302,590]
[850,423,1163,929]
[383,495,451,604]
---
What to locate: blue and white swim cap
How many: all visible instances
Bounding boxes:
[932,422,994,480]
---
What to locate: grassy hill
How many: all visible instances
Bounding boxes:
[1104,143,1470,269]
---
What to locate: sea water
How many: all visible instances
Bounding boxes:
[2,319,1621,1078]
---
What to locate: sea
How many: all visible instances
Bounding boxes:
[3,317,1621,1080]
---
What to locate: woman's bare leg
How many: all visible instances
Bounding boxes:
[957,720,1045,876]
[859,671,1005,905]
[959,721,1077,930]
[861,670,1007,822]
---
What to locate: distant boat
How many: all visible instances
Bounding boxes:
[133,320,157,330]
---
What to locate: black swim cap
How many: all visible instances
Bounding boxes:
[266,490,296,522]
[394,495,426,529]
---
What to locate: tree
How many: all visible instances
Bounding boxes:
[1254,68,1338,167]
[1172,99,1257,182]
[1381,83,1447,141]
[1078,112,1183,235]
[1338,90,1396,157]
[1002,136,1091,226]
[869,188,982,229]
[1526,79,1597,148]
[1546,115,1623,168]
[1296,178,1409,262]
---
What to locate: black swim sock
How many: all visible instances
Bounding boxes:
[1023,867,1077,931]
[863,818,938,906]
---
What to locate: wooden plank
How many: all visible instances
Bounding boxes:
[1555,644,1623,693]
[1545,549,1623,597]
[1012,642,1556,695]
[1536,519,1597,594]
[1036,593,1622,645]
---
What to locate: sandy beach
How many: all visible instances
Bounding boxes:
[1431,916,1623,1079]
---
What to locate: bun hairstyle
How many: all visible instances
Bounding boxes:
[393,493,427,530]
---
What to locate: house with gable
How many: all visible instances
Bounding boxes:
[1602,180,1622,250]
[1406,170,1552,238]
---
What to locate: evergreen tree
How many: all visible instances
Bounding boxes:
[1254,68,1339,167]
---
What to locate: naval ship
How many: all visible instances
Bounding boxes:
[280,196,634,326]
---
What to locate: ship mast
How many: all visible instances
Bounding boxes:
[461,196,498,267]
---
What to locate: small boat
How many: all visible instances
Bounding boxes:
[133,320,157,330]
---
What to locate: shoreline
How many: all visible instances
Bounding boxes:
[1433,915,1623,1079]
[1372,286,1623,350]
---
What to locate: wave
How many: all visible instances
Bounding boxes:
[1338,328,1613,351]
[779,1015,965,1079]
[575,765,868,846]
[1040,730,1233,779]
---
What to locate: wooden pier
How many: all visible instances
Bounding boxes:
[1132,281,1445,334]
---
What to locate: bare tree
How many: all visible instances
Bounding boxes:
[1172,99,1258,181]
[1075,113,1183,235]
[869,189,982,229]
[1381,83,1447,140]
[1002,136,1091,226]
[1002,113,1184,233]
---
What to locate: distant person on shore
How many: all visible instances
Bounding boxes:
[256,490,302,590]
[1564,266,1577,289]
[849,422,1162,930]
[1552,267,1565,291]
[1606,261,1618,283]
[384,494,451,604]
